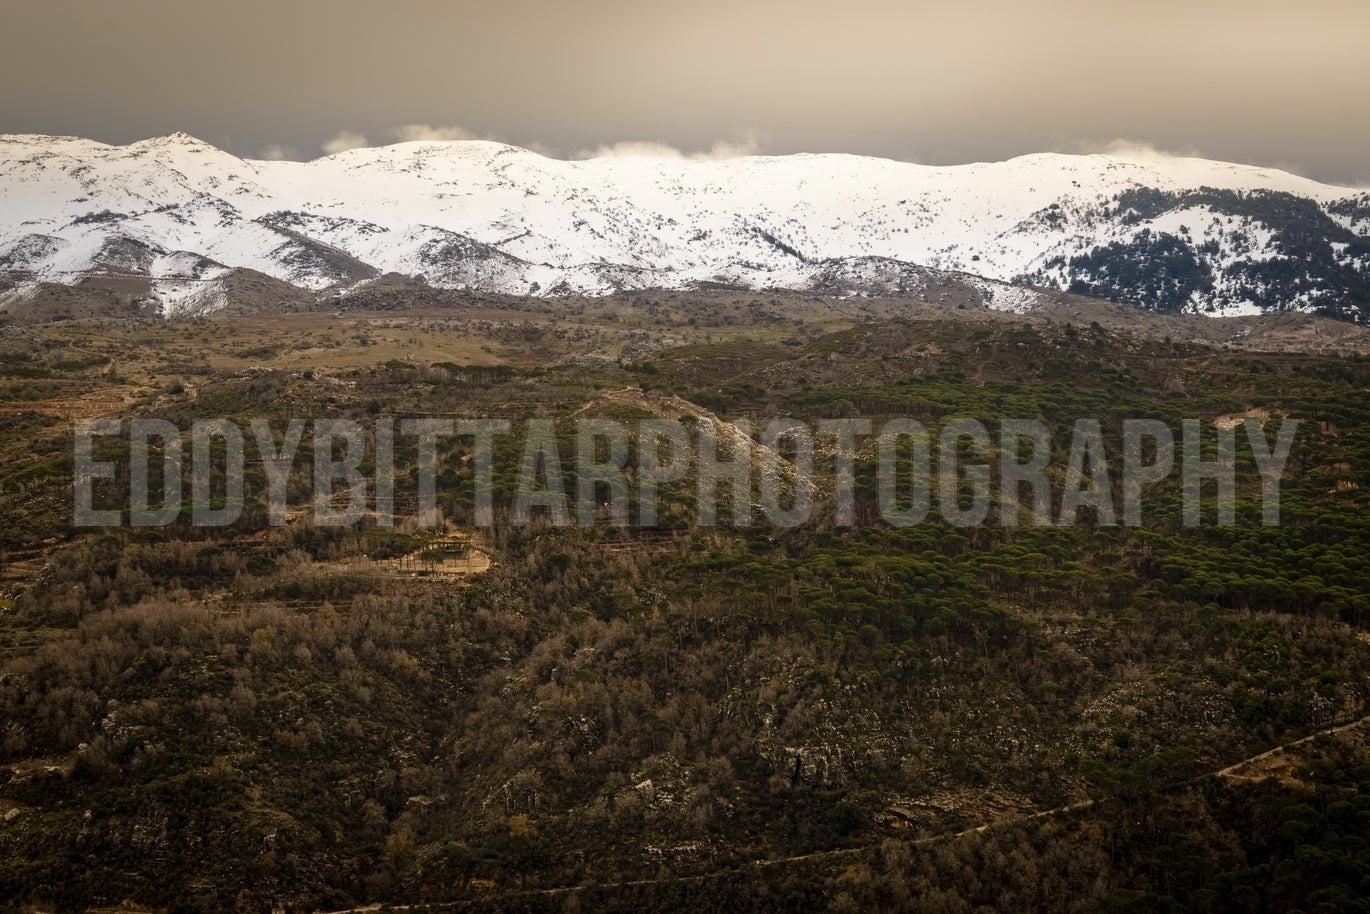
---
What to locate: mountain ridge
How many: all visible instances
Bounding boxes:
[1,133,1367,320]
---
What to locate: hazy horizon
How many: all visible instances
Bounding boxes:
[2,0,1367,184]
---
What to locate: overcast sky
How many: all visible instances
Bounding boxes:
[2,0,1367,184]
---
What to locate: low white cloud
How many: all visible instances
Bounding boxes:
[259,143,300,161]
[700,128,765,159]
[321,130,371,156]
[390,124,485,143]
[1057,138,1205,161]
[312,126,768,163]
[575,128,766,161]
[1059,138,1324,179]
[522,141,558,159]
[576,140,687,160]
[318,125,496,156]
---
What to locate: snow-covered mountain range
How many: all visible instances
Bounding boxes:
[1,132,1367,319]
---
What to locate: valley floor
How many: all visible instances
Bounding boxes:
[1,292,1368,912]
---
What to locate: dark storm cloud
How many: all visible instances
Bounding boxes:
[1,0,1367,184]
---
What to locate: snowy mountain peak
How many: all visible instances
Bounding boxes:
[1,134,1367,320]
[132,131,214,147]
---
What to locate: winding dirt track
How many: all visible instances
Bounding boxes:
[318,710,1370,913]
